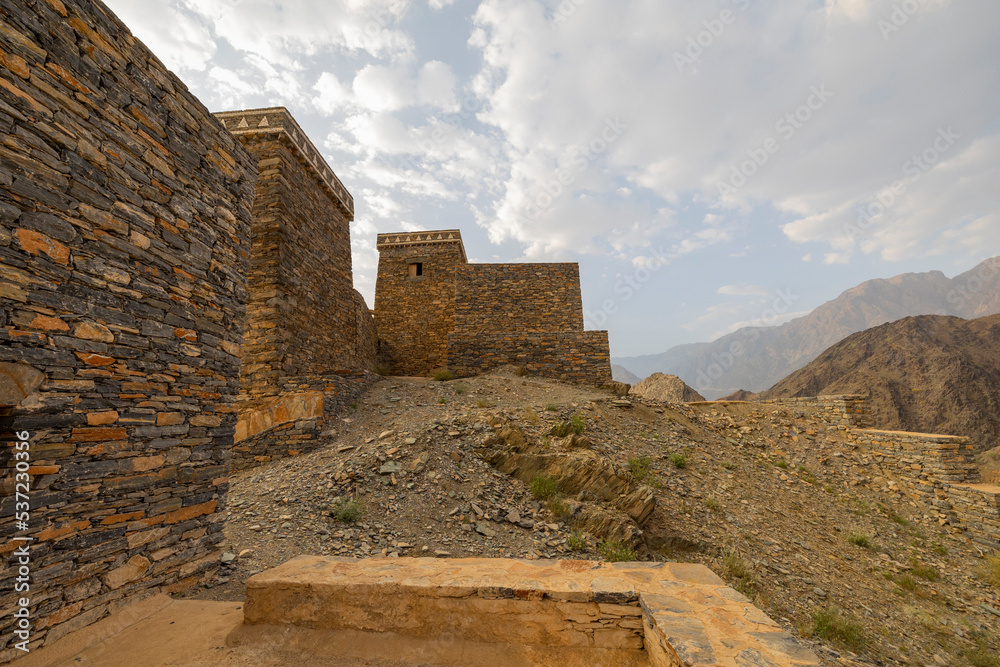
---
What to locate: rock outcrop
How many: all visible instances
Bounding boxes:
[629,373,706,403]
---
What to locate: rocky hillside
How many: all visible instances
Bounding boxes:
[196,371,1000,667]
[760,314,1000,451]
[629,372,705,402]
[614,257,1000,398]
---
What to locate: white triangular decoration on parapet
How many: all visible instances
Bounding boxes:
[258,116,269,127]
[237,117,249,128]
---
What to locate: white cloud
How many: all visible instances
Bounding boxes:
[718,285,769,297]
[110,1,216,72]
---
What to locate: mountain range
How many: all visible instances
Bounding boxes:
[613,257,1000,399]
[759,313,1000,451]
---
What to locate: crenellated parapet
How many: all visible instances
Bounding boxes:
[215,107,354,217]
[376,230,468,262]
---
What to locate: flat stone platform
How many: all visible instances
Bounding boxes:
[239,556,822,666]
[16,556,821,666]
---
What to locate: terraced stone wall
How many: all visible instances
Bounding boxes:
[0,0,256,657]
[214,108,375,401]
[758,395,872,428]
[854,429,1000,551]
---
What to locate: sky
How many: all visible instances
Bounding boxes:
[103,0,1000,358]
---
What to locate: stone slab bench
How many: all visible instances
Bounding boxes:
[237,555,821,666]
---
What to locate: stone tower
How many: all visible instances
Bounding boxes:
[214,108,376,399]
[374,231,467,376]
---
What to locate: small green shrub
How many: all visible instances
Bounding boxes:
[910,560,940,582]
[437,397,448,404]
[548,497,571,519]
[775,458,788,469]
[979,554,1000,588]
[433,368,454,381]
[704,496,722,512]
[932,544,948,556]
[812,607,866,652]
[889,512,909,526]
[350,400,358,411]
[721,460,736,471]
[550,421,572,437]
[669,453,688,469]
[599,541,636,563]
[331,499,363,523]
[476,399,494,408]
[545,404,560,412]
[896,574,916,592]
[628,455,652,482]
[846,531,876,550]
[965,635,1000,667]
[530,475,559,500]
[721,544,757,598]
[454,384,467,395]
[567,532,587,551]
[570,414,586,435]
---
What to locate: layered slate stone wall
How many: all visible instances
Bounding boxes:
[447,331,612,383]
[853,429,1000,551]
[0,0,256,657]
[214,108,375,400]
[233,371,380,470]
[758,395,872,428]
[453,263,583,333]
[374,230,612,383]
[374,231,465,376]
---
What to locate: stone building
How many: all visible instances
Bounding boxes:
[213,108,376,402]
[374,230,612,383]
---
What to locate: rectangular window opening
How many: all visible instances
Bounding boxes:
[408,262,423,277]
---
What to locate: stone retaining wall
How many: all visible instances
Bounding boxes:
[853,429,999,552]
[233,371,380,470]
[758,395,872,428]
[447,331,612,384]
[0,0,256,657]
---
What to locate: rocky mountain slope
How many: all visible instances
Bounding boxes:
[612,364,641,385]
[194,371,1000,667]
[759,314,1000,452]
[614,257,1000,399]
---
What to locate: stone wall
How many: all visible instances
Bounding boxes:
[0,0,257,657]
[453,263,583,333]
[241,555,822,666]
[374,231,466,376]
[758,395,872,428]
[214,108,375,400]
[233,371,380,470]
[852,429,999,552]
[374,230,612,383]
[448,331,612,383]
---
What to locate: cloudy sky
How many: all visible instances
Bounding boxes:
[104,0,1000,357]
